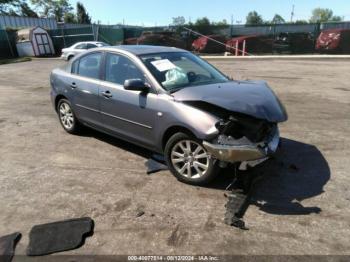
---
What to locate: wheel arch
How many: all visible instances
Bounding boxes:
[162,126,197,150]
[67,54,75,60]
[54,94,68,112]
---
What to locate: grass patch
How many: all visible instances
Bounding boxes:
[0,57,32,65]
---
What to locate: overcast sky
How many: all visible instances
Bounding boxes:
[69,0,350,25]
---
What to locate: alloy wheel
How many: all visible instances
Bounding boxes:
[171,140,210,179]
[59,102,74,130]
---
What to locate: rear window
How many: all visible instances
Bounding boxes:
[96,42,110,47]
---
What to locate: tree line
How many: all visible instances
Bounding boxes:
[0,0,92,24]
[0,1,345,27]
[246,8,343,25]
[172,7,344,30]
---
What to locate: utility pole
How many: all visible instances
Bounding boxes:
[290,4,295,22]
[230,14,233,37]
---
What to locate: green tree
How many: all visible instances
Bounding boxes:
[64,12,76,23]
[309,8,343,23]
[76,2,91,24]
[172,16,186,26]
[330,15,343,22]
[0,0,20,15]
[246,11,264,25]
[193,17,212,34]
[271,14,285,24]
[20,2,38,17]
[0,0,38,17]
[213,19,228,26]
[31,0,73,21]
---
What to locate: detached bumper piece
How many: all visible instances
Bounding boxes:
[225,190,249,230]
[203,127,280,163]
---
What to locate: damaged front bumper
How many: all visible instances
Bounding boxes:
[203,127,280,164]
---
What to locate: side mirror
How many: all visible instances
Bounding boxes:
[124,79,149,92]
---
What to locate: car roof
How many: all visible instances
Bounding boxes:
[101,45,186,55]
[73,41,105,45]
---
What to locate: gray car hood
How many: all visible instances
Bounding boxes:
[172,80,288,123]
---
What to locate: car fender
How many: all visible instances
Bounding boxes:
[154,98,220,149]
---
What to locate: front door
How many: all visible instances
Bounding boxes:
[99,52,158,148]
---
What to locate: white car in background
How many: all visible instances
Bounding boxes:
[60,41,110,61]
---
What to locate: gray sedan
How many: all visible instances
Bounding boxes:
[50,45,287,185]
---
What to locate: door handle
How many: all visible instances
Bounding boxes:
[102,90,113,98]
[70,82,77,89]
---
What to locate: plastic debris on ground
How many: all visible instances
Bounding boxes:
[224,167,265,230]
[145,154,169,175]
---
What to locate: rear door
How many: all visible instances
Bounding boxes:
[99,52,158,148]
[69,52,103,127]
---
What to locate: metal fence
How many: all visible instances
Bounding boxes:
[48,27,95,53]
[230,23,320,36]
[321,22,350,30]
[0,15,57,29]
[0,29,17,58]
[2,19,350,58]
[97,26,124,45]
[46,25,124,53]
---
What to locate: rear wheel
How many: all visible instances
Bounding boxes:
[165,132,219,185]
[57,99,81,134]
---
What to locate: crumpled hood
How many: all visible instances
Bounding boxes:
[172,80,288,123]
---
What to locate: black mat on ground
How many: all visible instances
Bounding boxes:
[145,154,168,175]
[26,217,94,256]
[0,232,21,262]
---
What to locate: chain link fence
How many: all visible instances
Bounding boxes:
[1,21,350,58]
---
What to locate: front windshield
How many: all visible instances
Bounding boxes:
[139,52,229,92]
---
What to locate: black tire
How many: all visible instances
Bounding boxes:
[164,132,219,185]
[67,55,74,61]
[57,98,81,134]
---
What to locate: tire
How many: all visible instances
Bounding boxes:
[164,132,219,185]
[57,98,81,134]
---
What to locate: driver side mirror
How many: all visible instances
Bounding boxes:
[124,79,149,92]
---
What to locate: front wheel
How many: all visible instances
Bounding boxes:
[164,132,219,185]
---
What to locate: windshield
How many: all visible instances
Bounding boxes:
[139,52,229,92]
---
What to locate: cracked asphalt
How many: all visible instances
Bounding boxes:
[0,57,349,257]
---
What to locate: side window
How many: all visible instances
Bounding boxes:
[75,43,87,49]
[105,53,145,85]
[86,43,97,49]
[78,52,102,79]
[71,60,79,74]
